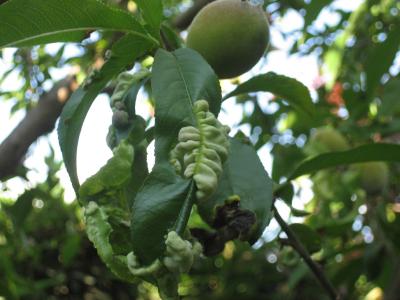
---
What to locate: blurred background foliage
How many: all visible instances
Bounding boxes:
[1,0,400,299]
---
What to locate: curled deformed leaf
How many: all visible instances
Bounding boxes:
[79,141,134,199]
[84,201,136,282]
[170,100,229,201]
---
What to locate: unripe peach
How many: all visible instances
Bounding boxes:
[186,0,270,79]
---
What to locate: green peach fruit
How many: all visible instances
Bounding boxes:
[186,0,270,79]
[355,162,389,194]
[310,127,350,153]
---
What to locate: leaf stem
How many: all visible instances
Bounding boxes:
[174,180,197,235]
[273,205,341,300]
[160,28,175,51]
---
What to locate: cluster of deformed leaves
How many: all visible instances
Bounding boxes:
[58,43,274,297]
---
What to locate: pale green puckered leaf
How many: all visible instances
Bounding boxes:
[80,142,136,282]
[0,0,154,48]
[198,137,274,243]
[84,201,136,282]
[170,100,230,202]
[223,72,314,116]
[131,48,221,265]
[79,141,134,199]
[58,34,153,193]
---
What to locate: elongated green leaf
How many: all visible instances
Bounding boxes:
[366,24,400,98]
[289,143,400,180]
[135,0,163,31]
[6,190,35,227]
[0,0,154,48]
[378,79,400,117]
[198,137,273,243]
[58,34,153,193]
[131,167,192,264]
[223,72,314,116]
[152,48,221,163]
[130,48,221,264]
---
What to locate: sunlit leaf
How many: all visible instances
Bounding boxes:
[289,143,400,180]
[223,72,314,116]
[0,0,154,48]
[135,0,163,31]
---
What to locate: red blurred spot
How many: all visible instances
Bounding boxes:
[327,82,344,107]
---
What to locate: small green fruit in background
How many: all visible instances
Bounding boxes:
[354,162,389,194]
[306,127,349,155]
[186,0,270,79]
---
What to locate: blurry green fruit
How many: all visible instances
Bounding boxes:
[186,0,270,79]
[307,127,349,155]
[355,162,389,194]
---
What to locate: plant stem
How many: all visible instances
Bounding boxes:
[174,180,197,235]
[160,28,175,51]
[273,205,340,300]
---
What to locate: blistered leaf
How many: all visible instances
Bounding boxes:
[84,201,136,282]
[79,141,134,199]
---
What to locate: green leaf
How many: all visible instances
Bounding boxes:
[121,117,149,207]
[6,190,34,228]
[378,79,400,117]
[0,0,155,48]
[198,137,274,243]
[151,48,221,163]
[289,143,400,180]
[366,24,400,98]
[61,234,82,267]
[58,34,153,193]
[130,166,193,264]
[108,70,150,148]
[290,207,311,217]
[223,72,314,116]
[160,22,184,50]
[84,201,136,282]
[135,0,163,31]
[271,144,305,182]
[78,141,138,282]
[288,223,321,254]
[79,141,134,199]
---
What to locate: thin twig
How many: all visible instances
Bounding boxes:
[273,205,340,300]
